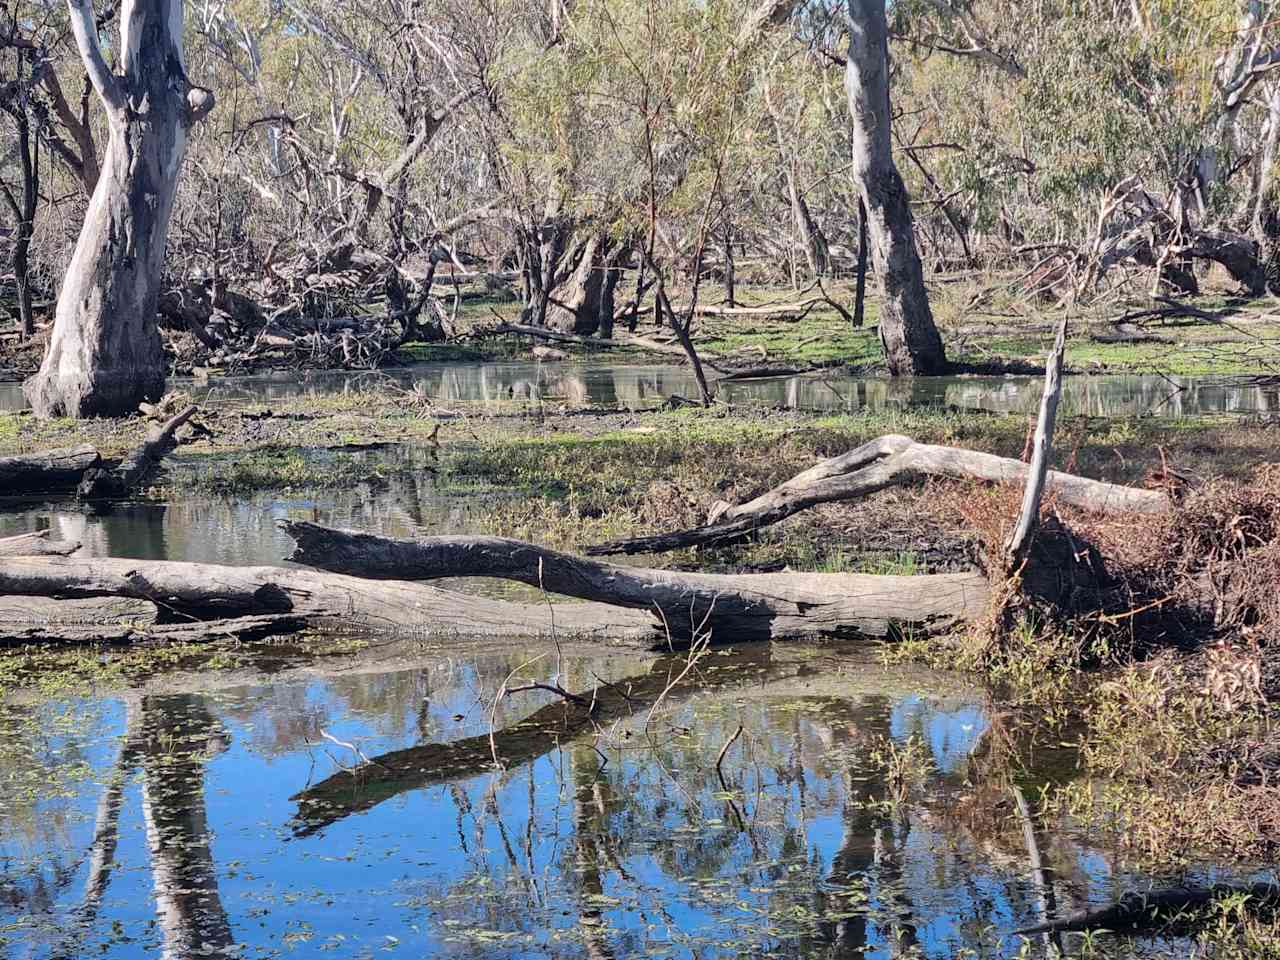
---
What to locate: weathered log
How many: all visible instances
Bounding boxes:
[0,531,82,557]
[78,404,197,499]
[589,435,1169,557]
[0,444,101,492]
[0,556,659,642]
[1006,316,1067,566]
[281,521,991,642]
[0,596,294,647]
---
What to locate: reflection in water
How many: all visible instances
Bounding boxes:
[4,361,1280,416]
[0,444,493,569]
[2,644,1272,958]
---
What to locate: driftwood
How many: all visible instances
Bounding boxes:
[1006,316,1067,566]
[0,531,81,557]
[0,444,101,493]
[0,556,659,642]
[1014,884,1280,936]
[78,404,198,499]
[282,521,991,642]
[588,434,1169,557]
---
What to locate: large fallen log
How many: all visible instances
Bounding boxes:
[78,405,198,499]
[0,556,658,643]
[281,521,991,642]
[0,445,101,493]
[587,434,1170,557]
[0,531,81,557]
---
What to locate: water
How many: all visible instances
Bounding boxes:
[0,446,471,568]
[0,641,1259,959]
[4,361,1280,417]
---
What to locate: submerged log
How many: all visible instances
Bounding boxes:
[588,434,1170,557]
[282,521,991,642]
[0,445,101,493]
[0,531,82,557]
[78,404,198,499]
[0,556,659,643]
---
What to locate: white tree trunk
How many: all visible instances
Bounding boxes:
[845,0,947,375]
[24,0,214,418]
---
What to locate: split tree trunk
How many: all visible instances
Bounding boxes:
[845,0,947,375]
[24,0,215,418]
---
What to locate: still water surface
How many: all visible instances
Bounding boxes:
[1,643,1260,959]
[3,362,1280,417]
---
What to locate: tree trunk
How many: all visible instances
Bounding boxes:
[547,234,608,336]
[588,434,1168,557]
[0,555,659,642]
[282,521,991,643]
[845,0,947,375]
[0,444,101,491]
[24,0,215,418]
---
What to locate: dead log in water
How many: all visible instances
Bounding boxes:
[0,531,81,557]
[78,404,198,499]
[0,445,101,493]
[0,595,307,645]
[281,521,991,642]
[0,556,659,643]
[587,434,1170,556]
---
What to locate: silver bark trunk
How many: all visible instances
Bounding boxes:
[845,0,947,375]
[24,0,214,418]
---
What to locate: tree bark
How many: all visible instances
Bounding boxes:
[78,404,197,499]
[845,0,947,375]
[24,0,215,418]
[547,234,608,336]
[0,531,82,557]
[282,521,991,643]
[0,556,660,642]
[589,435,1168,556]
[0,444,101,491]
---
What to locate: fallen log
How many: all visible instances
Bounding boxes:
[0,556,659,643]
[0,531,81,557]
[0,597,297,647]
[0,445,100,493]
[281,521,991,642]
[78,405,198,499]
[587,435,1170,557]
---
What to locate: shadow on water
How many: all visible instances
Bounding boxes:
[5,361,1280,416]
[2,642,1274,958]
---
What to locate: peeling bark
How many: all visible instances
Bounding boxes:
[24,0,216,418]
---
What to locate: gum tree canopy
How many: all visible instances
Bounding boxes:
[24,0,215,418]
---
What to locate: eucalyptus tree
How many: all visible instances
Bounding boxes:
[845,0,947,374]
[25,0,216,418]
